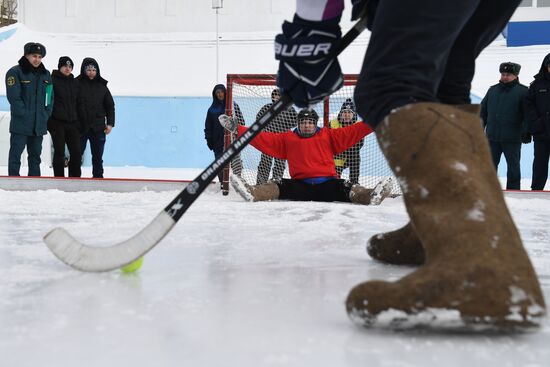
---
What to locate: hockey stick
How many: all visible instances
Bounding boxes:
[43,17,368,272]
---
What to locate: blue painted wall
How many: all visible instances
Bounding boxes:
[0,94,538,179]
[1,95,215,168]
[507,21,550,47]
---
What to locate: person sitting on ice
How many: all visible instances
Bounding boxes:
[219,107,393,205]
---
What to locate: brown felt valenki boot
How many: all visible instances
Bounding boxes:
[346,102,546,331]
[366,104,480,266]
[249,182,279,202]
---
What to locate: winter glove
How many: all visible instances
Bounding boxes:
[218,114,238,133]
[521,132,532,144]
[275,15,343,108]
[351,0,379,30]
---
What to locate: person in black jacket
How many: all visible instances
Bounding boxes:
[525,53,550,190]
[77,57,115,178]
[203,84,244,186]
[48,56,81,177]
[480,62,529,190]
[255,88,297,184]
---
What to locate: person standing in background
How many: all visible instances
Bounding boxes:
[255,88,297,185]
[480,62,529,190]
[525,53,550,190]
[77,57,115,178]
[48,56,81,177]
[204,84,244,188]
[330,98,364,185]
[5,42,53,176]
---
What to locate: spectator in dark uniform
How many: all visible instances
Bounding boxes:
[525,53,550,190]
[5,42,53,176]
[255,88,297,184]
[480,62,529,190]
[77,57,115,178]
[48,56,81,177]
[204,84,244,187]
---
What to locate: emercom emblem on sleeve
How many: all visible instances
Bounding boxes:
[7,76,15,87]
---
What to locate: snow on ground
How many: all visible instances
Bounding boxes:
[0,169,549,367]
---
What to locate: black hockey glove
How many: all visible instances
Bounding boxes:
[207,140,214,151]
[275,15,343,108]
[351,0,379,30]
[521,132,532,144]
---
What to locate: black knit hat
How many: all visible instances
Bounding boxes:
[271,88,281,100]
[340,98,356,112]
[23,42,46,57]
[499,62,521,76]
[58,56,74,69]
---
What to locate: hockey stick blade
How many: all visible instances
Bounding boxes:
[43,17,368,272]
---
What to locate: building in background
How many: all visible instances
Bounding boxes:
[508,0,550,46]
[15,0,299,34]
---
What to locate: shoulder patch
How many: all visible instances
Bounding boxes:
[7,76,15,87]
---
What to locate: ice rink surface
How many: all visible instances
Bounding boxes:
[1,184,549,367]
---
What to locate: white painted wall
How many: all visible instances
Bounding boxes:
[16,0,356,34]
[512,6,550,21]
[17,0,294,33]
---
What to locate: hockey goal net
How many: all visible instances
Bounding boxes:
[223,74,398,195]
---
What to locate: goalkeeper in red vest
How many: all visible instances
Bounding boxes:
[219,108,393,205]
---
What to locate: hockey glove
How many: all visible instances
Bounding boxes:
[351,0,379,30]
[521,132,532,144]
[218,114,238,133]
[275,15,343,108]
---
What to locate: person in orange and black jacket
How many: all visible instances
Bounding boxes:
[77,57,115,178]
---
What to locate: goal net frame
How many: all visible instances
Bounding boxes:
[222,73,398,195]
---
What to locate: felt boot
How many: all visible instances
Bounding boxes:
[350,178,393,205]
[366,105,480,266]
[250,182,280,202]
[346,102,546,331]
[367,222,425,265]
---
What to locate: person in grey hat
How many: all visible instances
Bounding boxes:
[480,61,529,189]
[5,42,52,176]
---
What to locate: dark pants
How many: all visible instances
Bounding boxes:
[278,178,351,202]
[81,130,106,178]
[489,141,521,190]
[335,147,361,184]
[213,149,224,184]
[8,133,43,176]
[355,0,520,127]
[48,119,82,177]
[256,154,286,185]
[531,140,550,190]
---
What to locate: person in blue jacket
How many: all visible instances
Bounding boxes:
[5,42,53,176]
[203,84,244,187]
